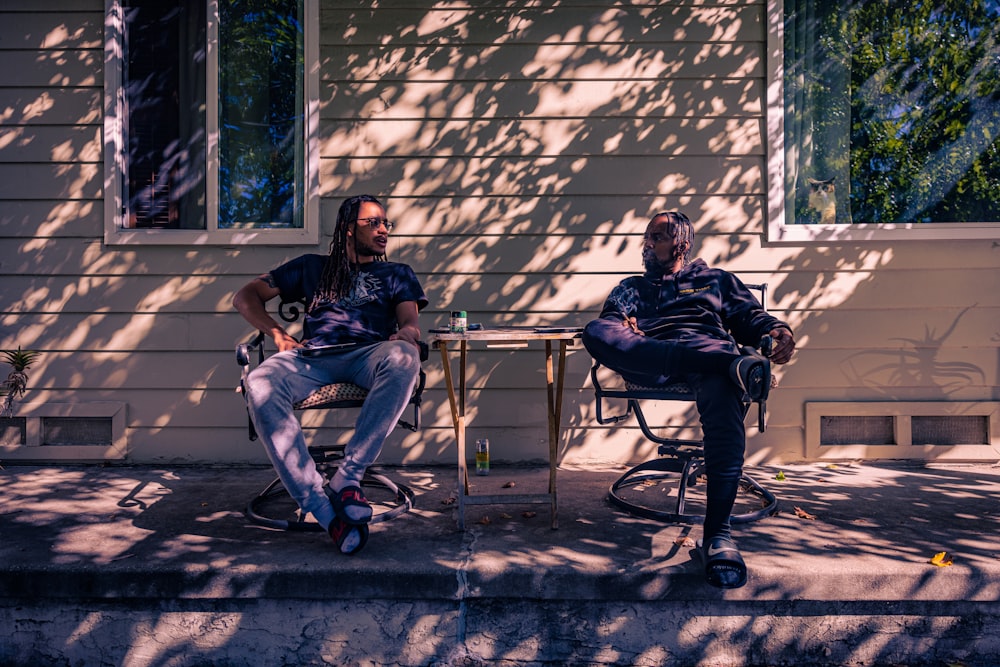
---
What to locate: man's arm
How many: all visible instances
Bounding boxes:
[389,300,421,349]
[232,274,302,352]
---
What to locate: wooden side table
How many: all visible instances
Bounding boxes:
[430,327,583,529]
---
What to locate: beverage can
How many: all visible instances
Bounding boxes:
[475,438,490,475]
[450,310,468,333]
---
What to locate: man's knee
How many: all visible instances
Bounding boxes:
[582,319,615,358]
[244,355,297,410]
[381,340,421,376]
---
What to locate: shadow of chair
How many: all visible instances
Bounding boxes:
[235,298,422,531]
[588,283,779,525]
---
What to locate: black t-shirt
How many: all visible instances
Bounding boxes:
[269,254,428,346]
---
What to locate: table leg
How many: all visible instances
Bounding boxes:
[543,341,569,529]
[437,341,468,529]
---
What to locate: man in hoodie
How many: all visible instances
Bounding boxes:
[582,211,795,589]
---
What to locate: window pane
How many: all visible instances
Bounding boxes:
[784,0,1000,225]
[123,0,207,229]
[218,0,305,229]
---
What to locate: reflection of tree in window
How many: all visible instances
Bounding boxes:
[218,0,303,229]
[785,0,1000,225]
[123,0,205,229]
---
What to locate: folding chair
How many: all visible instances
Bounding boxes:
[236,298,423,530]
[589,283,779,524]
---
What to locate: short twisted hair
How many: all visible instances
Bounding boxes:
[650,210,694,264]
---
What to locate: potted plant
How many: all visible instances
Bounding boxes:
[2,347,42,418]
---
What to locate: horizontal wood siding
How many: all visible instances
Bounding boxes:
[1,1,997,466]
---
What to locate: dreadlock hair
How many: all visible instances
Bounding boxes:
[650,210,694,265]
[310,194,387,311]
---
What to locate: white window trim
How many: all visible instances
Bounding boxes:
[765,0,1000,243]
[103,0,320,246]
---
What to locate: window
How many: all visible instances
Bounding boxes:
[104,0,319,245]
[768,0,1000,241]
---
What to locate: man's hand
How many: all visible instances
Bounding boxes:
[273,329,304,353]
[767,328,795,364]
[389,324,422,348]
[622,317,645,336]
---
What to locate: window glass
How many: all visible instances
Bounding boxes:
[783,0,1000,226]
[123,0,206,229]
[218,0,304,229]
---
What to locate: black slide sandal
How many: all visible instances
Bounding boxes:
[693,537,748,589]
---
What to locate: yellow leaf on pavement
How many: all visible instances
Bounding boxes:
[929,551,954,567]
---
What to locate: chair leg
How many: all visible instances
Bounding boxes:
[607,456,779,525]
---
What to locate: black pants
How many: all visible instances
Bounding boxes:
[582,319,746,541]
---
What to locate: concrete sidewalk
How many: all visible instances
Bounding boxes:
[2,460,1000,666]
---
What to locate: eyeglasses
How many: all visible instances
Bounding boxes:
[643,232,669,243]
[356,217,394,232]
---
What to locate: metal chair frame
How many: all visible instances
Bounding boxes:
[590,283,779,524]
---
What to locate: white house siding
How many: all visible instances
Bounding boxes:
[1,1,997,466]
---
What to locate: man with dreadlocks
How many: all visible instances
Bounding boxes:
[582,211,795,588]
[234,194,427,555]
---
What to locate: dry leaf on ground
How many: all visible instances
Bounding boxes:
[929,551,954,567]
[794,506,817,520]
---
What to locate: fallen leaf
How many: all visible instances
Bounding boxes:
[775,471,786,481]
[794,506,817,520]
[929,551,954,567]
[476,515,491,525]
[502,481,516,488]
[522,511,537,519]
[499,512,512,519]
[441,496,456,505]
[674,536,696,547]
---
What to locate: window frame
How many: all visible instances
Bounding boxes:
[103,0,320,246]
[765,0,1000,243]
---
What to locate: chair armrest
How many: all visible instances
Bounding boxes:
[236,331,266,367]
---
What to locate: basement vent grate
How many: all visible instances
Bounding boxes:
[820,416,895,446]
[1,417,27,447]
[912,415,988,446]
[1,402,127,461]
[42,417,114,447]
[806,402,1000,461]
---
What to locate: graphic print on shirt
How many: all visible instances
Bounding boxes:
[340,271,383,308]
[606,283,641,318]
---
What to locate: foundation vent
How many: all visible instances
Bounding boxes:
[0,403,127,462]
[807,402,999,461]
